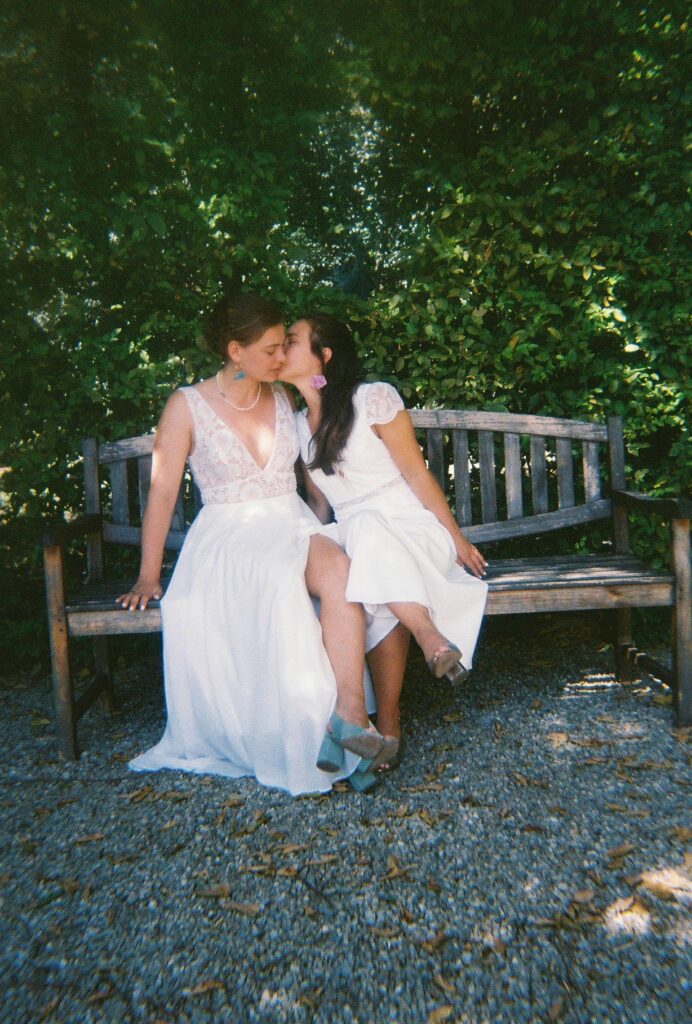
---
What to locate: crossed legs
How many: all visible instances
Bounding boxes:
[304,535,370,728]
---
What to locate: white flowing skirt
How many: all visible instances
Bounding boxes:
[324,481,488,666]
[129,492,364,796]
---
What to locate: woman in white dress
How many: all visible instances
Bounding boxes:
[118,294,385,795]
[281,314,489,771]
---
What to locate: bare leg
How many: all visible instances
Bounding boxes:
[367,624,410,740]
[305,535,369,728]
[387,601,452,664]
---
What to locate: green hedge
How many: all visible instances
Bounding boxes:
[1,1,688,666]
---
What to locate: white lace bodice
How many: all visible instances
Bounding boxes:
[296,382,408,517]
[182,384,299,504]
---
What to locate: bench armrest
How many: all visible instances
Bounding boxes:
[42,513,103,547]
[612,490,692,520]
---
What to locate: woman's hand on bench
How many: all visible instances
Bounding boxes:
[117,579,163,611]
[454,537,488,579]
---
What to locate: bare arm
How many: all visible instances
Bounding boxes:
[375,411,488,578]
[299,460,333,525]
[117,391,193,610]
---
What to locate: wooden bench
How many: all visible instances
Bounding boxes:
[43,411,691,759]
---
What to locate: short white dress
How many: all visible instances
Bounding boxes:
[129,384,363,796]
[297,382,488,665]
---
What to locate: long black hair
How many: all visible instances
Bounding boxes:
[302,314,363,475]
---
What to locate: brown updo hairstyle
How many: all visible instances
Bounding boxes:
[204,292,284,360]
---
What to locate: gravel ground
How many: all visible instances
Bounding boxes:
[1,613,690,1024]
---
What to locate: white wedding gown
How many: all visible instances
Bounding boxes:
[297,382,488,665]
[129,384,363,795]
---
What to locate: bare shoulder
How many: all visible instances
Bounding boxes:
[155,388,194,441]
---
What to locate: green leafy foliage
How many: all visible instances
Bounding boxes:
[1,1,688,665]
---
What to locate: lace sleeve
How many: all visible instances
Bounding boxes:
[363,382,405,426]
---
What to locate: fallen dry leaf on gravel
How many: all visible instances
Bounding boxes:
[73,833,105,845]
[195,883,230,899]
[183,980,225,997]
[426,1007,453,1024]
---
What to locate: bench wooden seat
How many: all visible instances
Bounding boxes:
[43,410,691,758]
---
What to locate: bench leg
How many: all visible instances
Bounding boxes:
[94,637,115,712]
[672,519,691,726]
[613,608,635,682]
[44,544,79,759]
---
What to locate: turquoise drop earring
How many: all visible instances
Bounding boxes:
[233,364,246,381]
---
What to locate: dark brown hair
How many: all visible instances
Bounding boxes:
[302,314,363,475]
[205,292,284,359]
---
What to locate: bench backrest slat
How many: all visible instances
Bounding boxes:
[407,409,622,544]
[503,433,523,520]
[452,430,472,526]
[426,430,445,489]
[109,462,130,525]
[84,410,623,551]
[408,409,608,441]
[583,441,602,502]
[137,455,152,517]
[556,437,575,509]
[478,431,498,523]
[530,436,549,514]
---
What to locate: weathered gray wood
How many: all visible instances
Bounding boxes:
[137,456,152,519]
[607,416,627,489]
[69,608,163,636]
[530,436,549,515]
[503,433,523,519]
[409,409,608,441]
[43,544,77,759]
[109,461,130,525]
[102,521,185,550]
[478,431,498,523]
[452,430,472,526]
[464,499,612,542]
[582,442,602,502]
[82,438,104,580]
[484,555,672,585]
[484,583,673,615]
[99,435,155,463]
[427,430,445,490]
[65,578,169,609]
[671,518,691,725]
[615,609,635,681]
[43,515,102,547]
[82,439,101,514]
[556,438,575,509]
[612,490,692,519]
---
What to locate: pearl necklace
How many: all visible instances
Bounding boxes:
[215,371,262,412]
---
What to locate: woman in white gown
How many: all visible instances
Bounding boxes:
[281,314,489,771]
[119,294,385,795]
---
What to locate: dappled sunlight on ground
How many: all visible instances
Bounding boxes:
[603,894,652,936]
[562,673,623,696]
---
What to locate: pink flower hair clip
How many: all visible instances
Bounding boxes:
[310,374,327,390]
